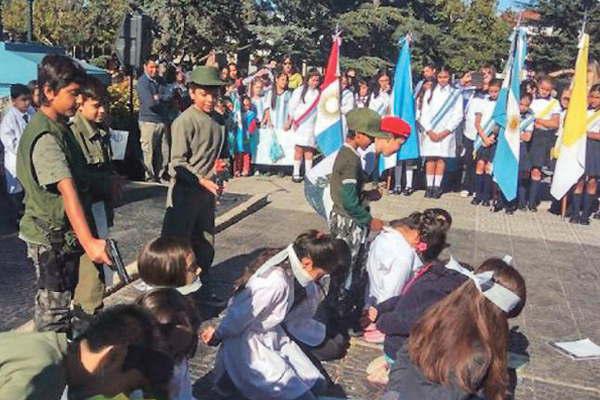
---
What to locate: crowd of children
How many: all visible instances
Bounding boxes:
[2,48,596,400]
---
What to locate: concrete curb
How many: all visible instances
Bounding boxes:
[14,192,271,333]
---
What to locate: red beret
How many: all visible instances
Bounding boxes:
[380,116,411,138]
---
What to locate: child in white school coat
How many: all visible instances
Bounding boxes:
[361,213,426,343]
[418,67,464,199]
[369,70,392,117]
[287,69,322,182]
[201,231,350,400]
[0,83,35,224]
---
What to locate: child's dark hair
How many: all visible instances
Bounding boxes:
[427,65,453,104]
[590,83,600,94]
[38,54,87,106]
[423,208,452,233]
[79,304,157,351]
[138,237,195,288]
[372,68,391,99]
[79,76,108,103]
[136,288,201,359]
[390,211,448,262]
[520,92,533,103]
[488,78,502,89]
[10,84,31,99]
[235,230,349,292]
[301,68,321,103]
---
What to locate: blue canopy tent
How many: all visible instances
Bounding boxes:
[0,42,110,98]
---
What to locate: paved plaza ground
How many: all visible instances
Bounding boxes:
[1,176,600,398]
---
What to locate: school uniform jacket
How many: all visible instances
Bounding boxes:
[213,253,324,400]
[419,85,464,158]
[368,91,391,116]
[289,86,320,147]
[0,106,35,193]
[365,227,422,307]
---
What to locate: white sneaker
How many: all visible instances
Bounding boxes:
[460,190,470,198]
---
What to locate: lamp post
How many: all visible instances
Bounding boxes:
[27,0,34,42]
[0,0,5,41]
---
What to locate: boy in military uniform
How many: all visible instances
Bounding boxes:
[70,76,124,322]
[328,108,389,327]
[162,66,226,274]
[16,55,111,333]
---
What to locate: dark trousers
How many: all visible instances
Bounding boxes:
[8,191,25,225]
[162,182,216,272]
[461,137,475,193]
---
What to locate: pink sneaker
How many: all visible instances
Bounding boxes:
[363,328,385,343]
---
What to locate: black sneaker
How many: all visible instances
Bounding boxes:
[424,187,432,198]
[569,215,580,224]
[580,217,591,225]
[482,200,491,207]
[529,205,538,212]
[471,197,481,206]
[433,187,443,199]
[403,187,415,196]
[505,207,515,215]
[493,202,504,213]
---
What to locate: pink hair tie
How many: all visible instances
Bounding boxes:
[316,231,326,240]
[416,242,428,252]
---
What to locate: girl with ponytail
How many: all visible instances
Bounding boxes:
[201,230,350,400]
[362,210,448,345]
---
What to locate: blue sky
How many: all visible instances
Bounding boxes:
[497,0,537,11]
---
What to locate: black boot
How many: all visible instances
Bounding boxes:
[581,193,594,225]
[528,180,540,212]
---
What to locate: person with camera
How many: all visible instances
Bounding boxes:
[161,66,226,275]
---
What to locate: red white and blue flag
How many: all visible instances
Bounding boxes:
[315,33,344,155]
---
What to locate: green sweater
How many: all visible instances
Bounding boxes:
[330,144,372,226]
[0,331,68,400]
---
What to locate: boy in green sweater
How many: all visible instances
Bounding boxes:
[328,107,389,329]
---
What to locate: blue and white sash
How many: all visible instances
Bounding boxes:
[473,116,498,154]
[430,88,461,130]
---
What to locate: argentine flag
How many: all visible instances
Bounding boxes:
[379,36,418,173]
[492,28,527,201]
[315,33,344,156]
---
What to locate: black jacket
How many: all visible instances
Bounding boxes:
[384,346,486,400]
[375,261,467,359]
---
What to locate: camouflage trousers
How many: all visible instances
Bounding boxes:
[327,211,370,322]
[27,243,80,333]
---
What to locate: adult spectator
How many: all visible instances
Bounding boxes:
[0,304,173,399]
[282,55,304,90]
[136,54,170,182]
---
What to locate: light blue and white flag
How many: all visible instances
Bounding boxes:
[492,27,527,201]
[379,36,418,173]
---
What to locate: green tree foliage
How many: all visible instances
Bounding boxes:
[1,0,518,76]
[2,0,128,52]
[529,0,600,72]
